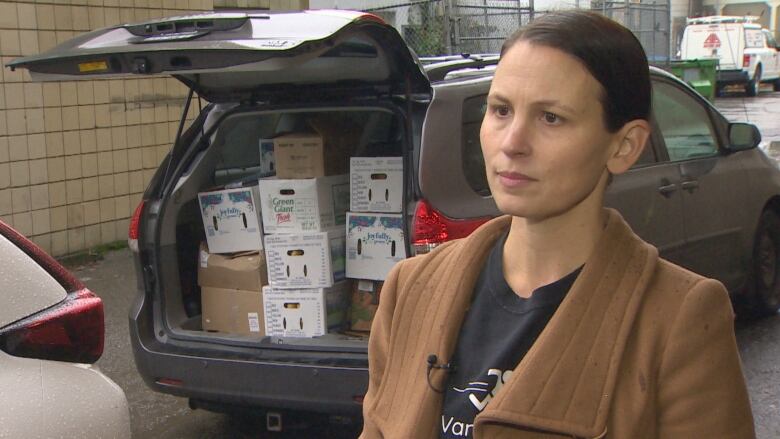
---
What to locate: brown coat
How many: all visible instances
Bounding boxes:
[360,209,755,438]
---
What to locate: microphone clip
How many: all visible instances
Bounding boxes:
[426,354,456,394]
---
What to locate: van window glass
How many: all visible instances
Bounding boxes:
[211,109,401,186]
[652,81,718,162]
[764,30,778,48]
[745,29,765,48]
[462,94,490,196]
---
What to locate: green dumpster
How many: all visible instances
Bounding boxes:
[669,59,718,101]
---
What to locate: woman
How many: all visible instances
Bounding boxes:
[360,10,754,439]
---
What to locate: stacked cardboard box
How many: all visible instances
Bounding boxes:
[195,183,268,337]
[198,243,268,336]
[258,140,352,337]
[346,157,406,332]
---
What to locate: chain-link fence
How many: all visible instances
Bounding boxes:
[360,0,670,64]
[592,0,671,65]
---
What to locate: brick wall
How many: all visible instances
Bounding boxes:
[0,0,307,257]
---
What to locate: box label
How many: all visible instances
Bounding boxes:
[248,312,261,333]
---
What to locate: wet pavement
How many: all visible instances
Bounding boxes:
[76,89,780,438]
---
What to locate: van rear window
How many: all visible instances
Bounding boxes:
[210,109,402,186]
[461,95,490,196]
[745,30,764,48]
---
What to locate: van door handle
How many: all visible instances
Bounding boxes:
[657,181,678,198]
[681,180,699,193]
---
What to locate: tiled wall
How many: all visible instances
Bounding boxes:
[0,0,307,257]
[214,0,308,7]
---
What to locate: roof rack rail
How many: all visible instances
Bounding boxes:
[686,15,760,25]
[422,54,499,82]
[418,53,498,65]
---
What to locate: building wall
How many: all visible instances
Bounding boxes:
[0,0,308,258]
[700,0,780,35]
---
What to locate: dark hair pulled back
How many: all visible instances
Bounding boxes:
[501,11,651,132]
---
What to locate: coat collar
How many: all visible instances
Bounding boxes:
[458,208,659,438]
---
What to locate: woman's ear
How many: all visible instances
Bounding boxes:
[606,120,651,175]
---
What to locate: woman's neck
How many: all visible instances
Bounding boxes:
[502,199,606,299]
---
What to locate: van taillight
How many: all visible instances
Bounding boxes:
[128,200,145,252]
[411,199,490,255]
[0,289,105,364]
[743,54,751,68]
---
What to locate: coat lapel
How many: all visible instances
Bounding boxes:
[372,214,511,436]
[474,209,659,438]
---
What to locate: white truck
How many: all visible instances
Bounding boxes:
[680,16,780,96]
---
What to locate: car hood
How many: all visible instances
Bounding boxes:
[7,10,431,102]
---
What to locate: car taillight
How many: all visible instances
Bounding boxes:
[411,199,490,255]
[0,221,104,364]
[0,288,104,364]
[743,54,751,68]
[128,200,145,252]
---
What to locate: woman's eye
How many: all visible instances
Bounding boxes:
[494,105,510,117]
[542,112,560,124]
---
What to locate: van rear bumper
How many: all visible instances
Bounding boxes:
[128,291,368,416]
[717,69,749,85]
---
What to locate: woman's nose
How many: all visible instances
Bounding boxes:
[499,116,532,156]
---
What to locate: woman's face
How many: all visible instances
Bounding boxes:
[480,41,625,222]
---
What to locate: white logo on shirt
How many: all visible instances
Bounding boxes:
[452,368,514,412]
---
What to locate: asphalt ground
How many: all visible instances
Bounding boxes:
[78,89,780,438]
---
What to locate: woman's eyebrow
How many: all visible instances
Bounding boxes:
[486,93,510,103]
[534,100,578,114]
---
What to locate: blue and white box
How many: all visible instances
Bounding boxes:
[346,212,406,281]
[198,186,264,254]
[259,138,275,175]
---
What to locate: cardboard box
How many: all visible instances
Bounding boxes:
[202,287,265,336]
[350,157,403,213]
[274,133,343,179]
[350,280,384,332]
[346,212,407,281]
[263,281,351,337]
[259,138,275,175]
[197,242,267,291]
[258,175,349,234]
[264,229,346,289]
[198,186,263,254]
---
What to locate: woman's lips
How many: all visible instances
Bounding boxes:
[498,171,536,188]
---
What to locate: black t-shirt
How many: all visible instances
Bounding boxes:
[440,232,581,439]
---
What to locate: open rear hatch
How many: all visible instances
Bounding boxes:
[7,10,430,101]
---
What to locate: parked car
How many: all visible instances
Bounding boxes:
[0,221,131,438]
[9,9,780,430]
[680,15,780,96]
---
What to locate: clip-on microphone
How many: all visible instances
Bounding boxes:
[426,354,457,394]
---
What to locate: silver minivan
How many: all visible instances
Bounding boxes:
[9,9,780,430]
